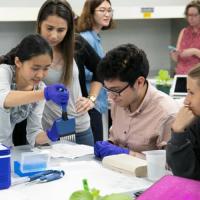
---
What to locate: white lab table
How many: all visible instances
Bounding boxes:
[0,143,153,200]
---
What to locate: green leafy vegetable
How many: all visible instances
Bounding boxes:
[156,69,172,86]
[101,193,132,200]
[69,180,132,200]
[69,190,93,200]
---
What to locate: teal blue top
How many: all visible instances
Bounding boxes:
[80,31,108,113]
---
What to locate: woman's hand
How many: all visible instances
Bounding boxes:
[76,96,95,114]
[179,48,197,58]
[172,106,196,133]
[170,50,180,62]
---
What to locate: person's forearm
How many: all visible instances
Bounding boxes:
[3,90,44,108]
[129,150,145,159]
[194,48,200,58]
[88,81,102,97]
[108,138,142,158]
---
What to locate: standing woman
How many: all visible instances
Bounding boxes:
[76,0,115,142]
[170,0,200,74]
[0,34,68,147]
[36,0,94,146]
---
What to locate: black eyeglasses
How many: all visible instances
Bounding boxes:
[104,84,130,96]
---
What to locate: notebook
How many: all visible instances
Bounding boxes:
[169,75,187,99]
[137,175,200,200]
[102,154,147,177]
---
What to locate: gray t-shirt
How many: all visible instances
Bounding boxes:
[0,64,45,146]
[42,60,90,133]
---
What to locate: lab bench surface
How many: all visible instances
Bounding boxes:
[0,143,153,200]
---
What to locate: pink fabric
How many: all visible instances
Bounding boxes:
[138,175,200,200]
[109,83,178,152]
[176,26,200,74]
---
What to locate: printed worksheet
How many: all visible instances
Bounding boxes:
[49,143,94,159]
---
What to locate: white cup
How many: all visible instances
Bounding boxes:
[144,150,166,181]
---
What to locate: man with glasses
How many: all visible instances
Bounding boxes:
[94,43,178,159]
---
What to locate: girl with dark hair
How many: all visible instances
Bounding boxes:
[0,34,69,146]
[76,0,115,142]
[37,0,95,146]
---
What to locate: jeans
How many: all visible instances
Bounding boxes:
[76,127,94,146]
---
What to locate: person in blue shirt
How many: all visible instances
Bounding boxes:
[76,0,115,142]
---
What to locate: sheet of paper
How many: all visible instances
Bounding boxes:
[49,143,94,159]
[0,189,29,200]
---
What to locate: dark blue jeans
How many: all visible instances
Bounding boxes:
[76,127,94,146]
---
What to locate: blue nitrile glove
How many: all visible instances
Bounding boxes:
[44,83,69,106]
[94,141,129,159]
[46,120,59,142]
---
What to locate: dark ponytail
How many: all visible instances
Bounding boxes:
[0,46,19,65]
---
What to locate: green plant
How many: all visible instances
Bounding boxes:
[69,190,132,200]
[156,69,172,86]
[69,179,132,200]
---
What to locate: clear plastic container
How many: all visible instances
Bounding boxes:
[14,152,50,177]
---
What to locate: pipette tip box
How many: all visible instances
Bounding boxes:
[14,152,49,177]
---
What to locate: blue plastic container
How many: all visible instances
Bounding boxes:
[0,144,11,190]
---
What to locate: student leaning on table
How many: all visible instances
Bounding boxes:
[94,43,178,159]
[3,0,102,146]
[0,34,69,147]
[36,0,97,146]
[166,65,200,180]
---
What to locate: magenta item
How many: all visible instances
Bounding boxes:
[137,175,200,200]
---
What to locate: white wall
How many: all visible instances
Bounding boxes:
[0,0,190,18]
[0,0,190,7]
[100,0,190,6]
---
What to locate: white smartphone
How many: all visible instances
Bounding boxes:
[168,45,177,52]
